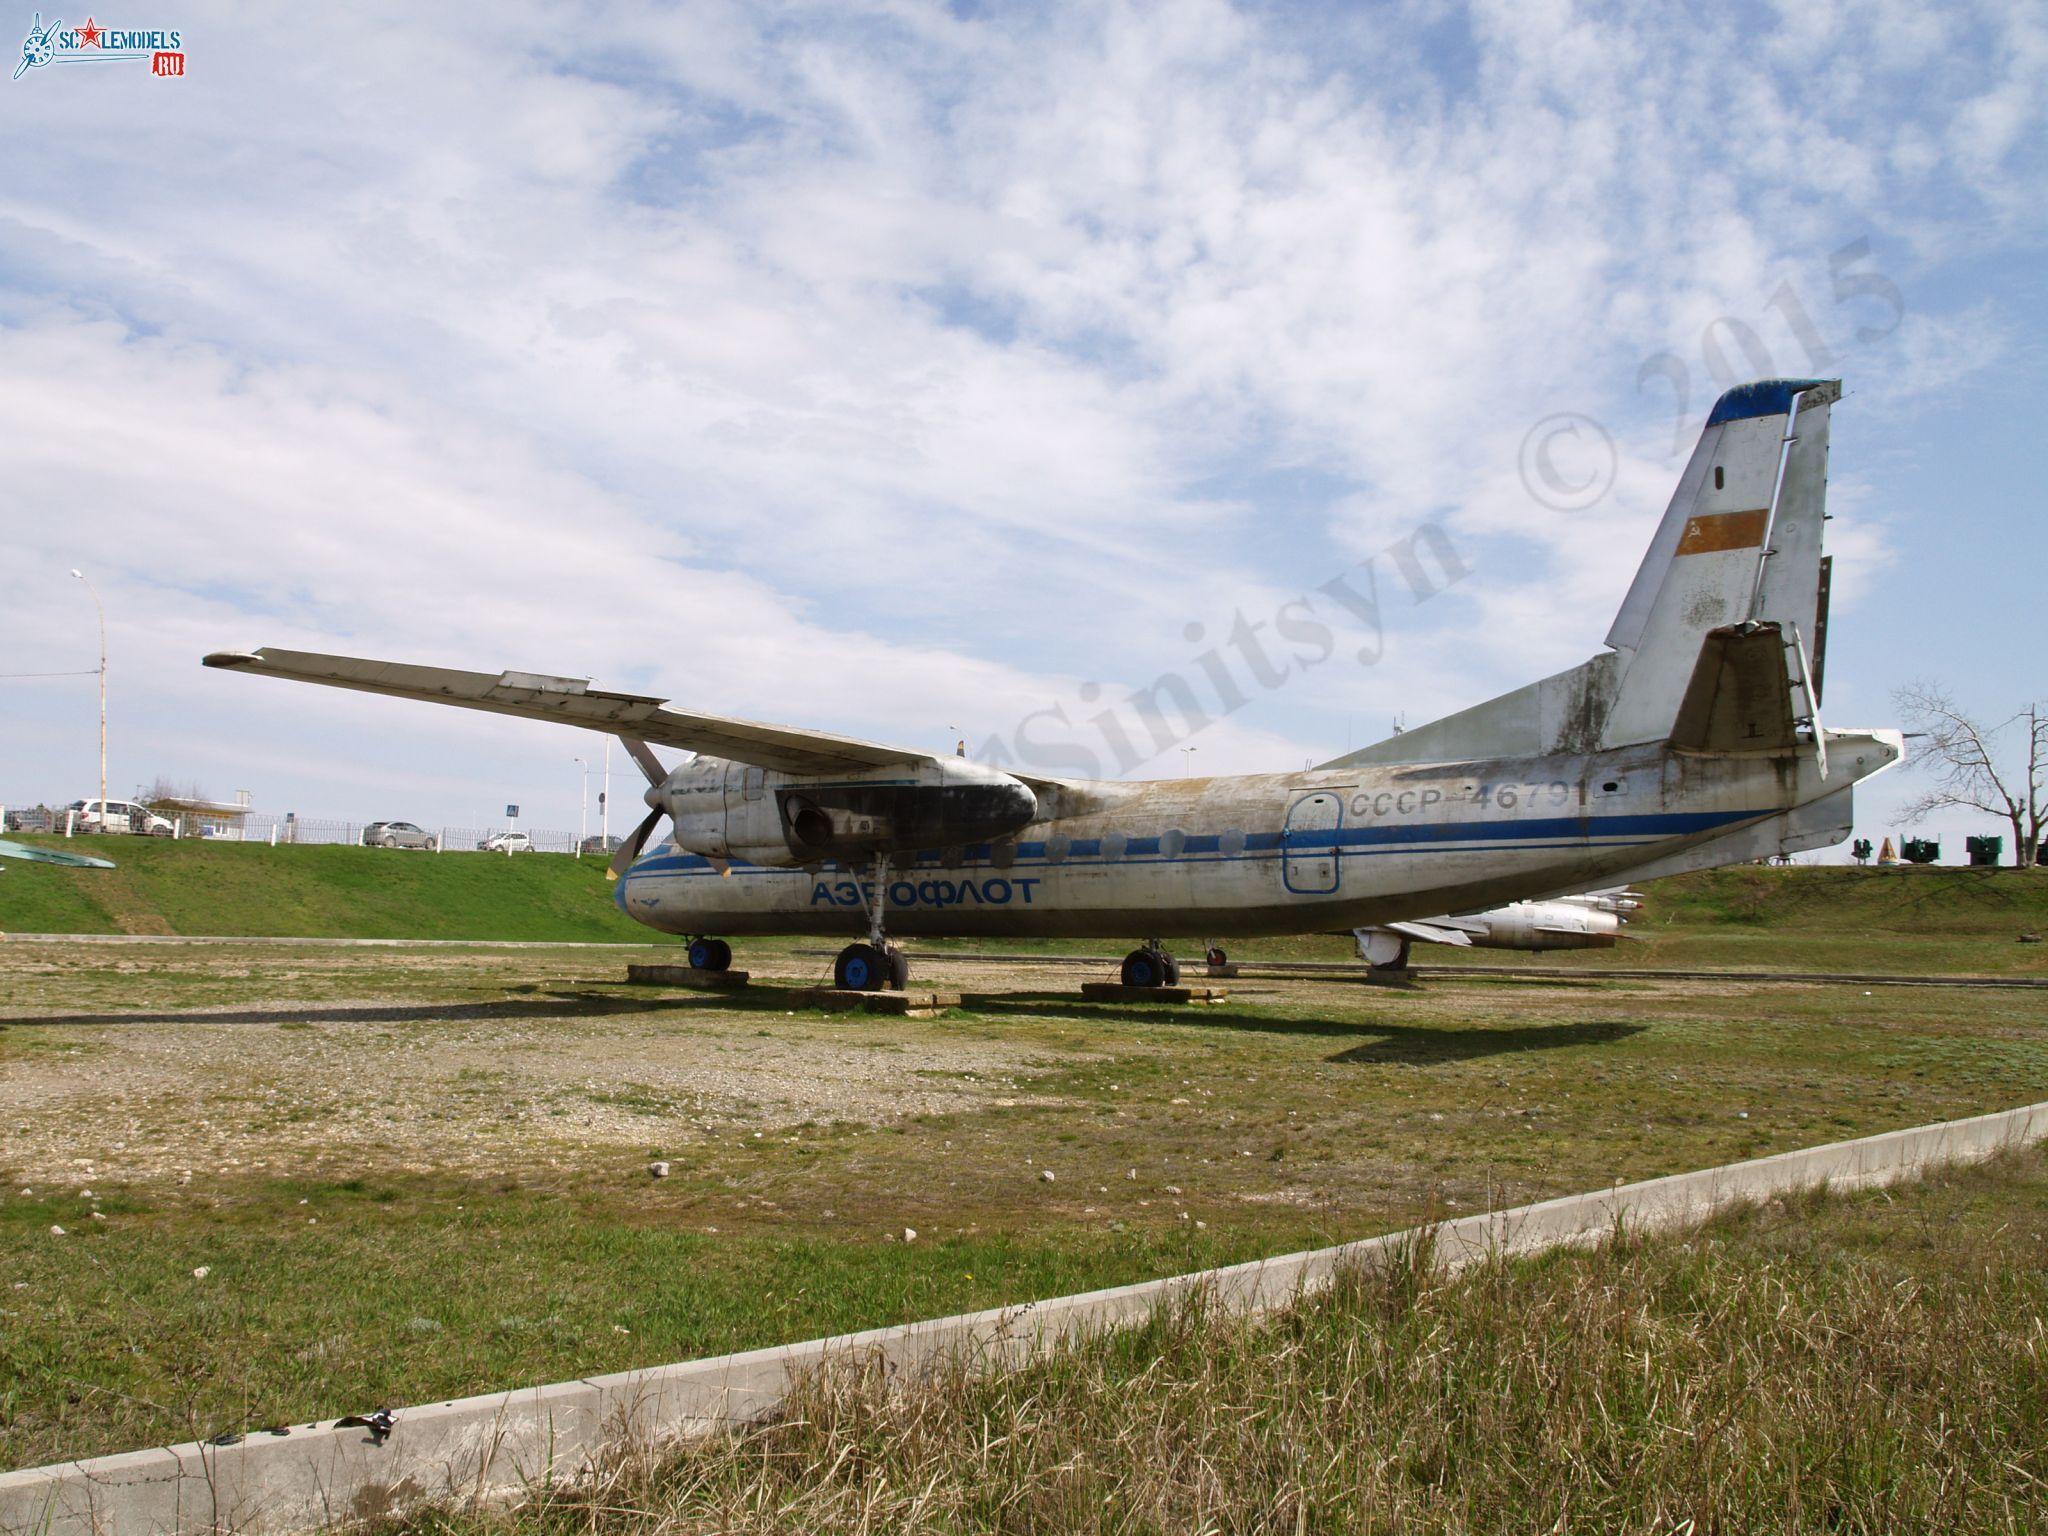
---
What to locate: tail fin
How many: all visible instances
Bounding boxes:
[1600,378,1837,748]
[1320,378,1839,769]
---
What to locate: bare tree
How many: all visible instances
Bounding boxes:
[1892,682,2045,867]
[143,776,212,808]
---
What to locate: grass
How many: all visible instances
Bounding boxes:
[0,837,658,942]
[0,868,2043,1474]
[0,1176,1246,1469]
[389,1149,2048,1536]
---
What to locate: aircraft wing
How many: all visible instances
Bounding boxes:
[0,837,116,869]
[202,647,937,777]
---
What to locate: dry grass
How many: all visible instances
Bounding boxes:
[399,1151,2048,1536]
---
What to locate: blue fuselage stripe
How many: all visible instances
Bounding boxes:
[623,808,1754,880]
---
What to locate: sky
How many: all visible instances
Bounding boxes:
[2,0,2043,858]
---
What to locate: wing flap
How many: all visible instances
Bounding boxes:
[203,648,933,776]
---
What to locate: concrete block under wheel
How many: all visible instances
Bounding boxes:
[1205,963,1240,978]
[626,965,750,988]
[789,988,960,1017]
[1080,983,1230,1004]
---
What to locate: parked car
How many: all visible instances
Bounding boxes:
[578,834,623,856]
[363,820,437,850]
[479,830,533,853]
[66,798,173,835]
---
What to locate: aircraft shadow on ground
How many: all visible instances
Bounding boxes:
[1322,1018,1644,1065]
[960,994,1647,1064]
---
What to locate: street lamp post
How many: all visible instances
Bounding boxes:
[601,737,611,844]
[574,756,588,851]
[69,570,106,826]
[1180,746,1198,778]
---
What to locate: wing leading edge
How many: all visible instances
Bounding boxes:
[202,647,936,777]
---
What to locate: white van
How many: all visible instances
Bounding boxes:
[67,798,175,835]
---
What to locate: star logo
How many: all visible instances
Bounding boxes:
[76,16,101,46]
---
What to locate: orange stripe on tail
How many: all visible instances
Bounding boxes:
[1675,507,1769,556]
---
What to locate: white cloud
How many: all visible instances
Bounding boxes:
[0,0,2038,827]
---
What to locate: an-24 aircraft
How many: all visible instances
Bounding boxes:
[208,378,1901,992]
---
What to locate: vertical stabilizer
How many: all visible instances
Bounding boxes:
[1599,379,1838,748]
[1316,377,1844,772]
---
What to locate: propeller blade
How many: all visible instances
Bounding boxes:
[618,736,667,787]
[609,807,664,881]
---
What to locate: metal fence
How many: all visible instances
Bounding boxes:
[1,798,603,856]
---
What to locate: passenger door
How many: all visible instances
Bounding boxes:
[1281,792,1343,894]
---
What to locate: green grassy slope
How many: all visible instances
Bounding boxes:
[0,838,658,942]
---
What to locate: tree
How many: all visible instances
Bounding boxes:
[1891,683,2045,868]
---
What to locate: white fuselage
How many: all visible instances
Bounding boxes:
[614,732,1898,941]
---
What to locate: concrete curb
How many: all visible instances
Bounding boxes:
[6,1101,2044,1535]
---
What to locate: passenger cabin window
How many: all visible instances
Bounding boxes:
[1220,828,1246,856]
[1160,828,1187,857]
[1044,835,1070,864]
[1101,832,1127,859]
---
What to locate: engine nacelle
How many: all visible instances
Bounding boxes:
[659,756,1039,867]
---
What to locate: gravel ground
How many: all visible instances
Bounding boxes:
[0,944,1097,1186]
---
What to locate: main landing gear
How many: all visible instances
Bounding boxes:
[835,854,910,991]
[1120,942,1181,987]
[686,937,733,972]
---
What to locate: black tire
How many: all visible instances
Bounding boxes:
[835,943,887,991]
[1206,946,1227,968]
[707,938,733,972]
[1160,954,1181,985]
[1121,949,1162,987]
[887,948,910,991]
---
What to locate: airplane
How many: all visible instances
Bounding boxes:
[206,377,1901,992]
[1353,889,1641,969]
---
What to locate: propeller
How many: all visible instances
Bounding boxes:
[607,737,670,881]
[605,736,728,881]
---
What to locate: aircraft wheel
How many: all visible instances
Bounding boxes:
[1161,954,1181,985]
[688,937,732,972]
[1205,946,1227,968]
[1121,948,1171,987]
[835,942,888,991]
[887,948,910,991]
